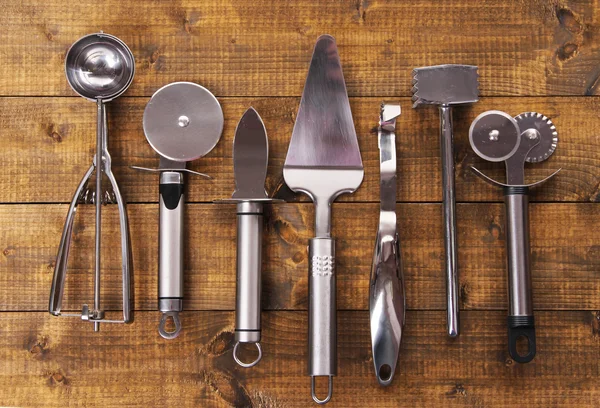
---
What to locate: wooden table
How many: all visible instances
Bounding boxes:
[1,1,599,406]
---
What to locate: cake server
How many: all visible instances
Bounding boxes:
[283,34,364,404]
[133,82,223,339]
[216,107,282,367]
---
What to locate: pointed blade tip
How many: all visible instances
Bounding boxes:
[237,107,265,134]
[241,106,260,120]
[232,107,269,199]
[285,34,362,169]
[317,34,335,42]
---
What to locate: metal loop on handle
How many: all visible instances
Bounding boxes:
[311,376,333,405]
[233,341,262,368]
[158,312,182,339]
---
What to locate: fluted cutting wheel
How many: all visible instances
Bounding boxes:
[515,112,558,163]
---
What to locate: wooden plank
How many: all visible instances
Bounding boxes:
[1,1,599,97]
[1,203,598,312]
[0,310,598,407]
[1,96,598,204]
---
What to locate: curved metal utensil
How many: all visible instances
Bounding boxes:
[370,103,405,386]
[142,82,224,339]
[50,33,134,332]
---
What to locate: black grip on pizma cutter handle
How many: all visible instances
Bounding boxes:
[507,315,536,363]
[159,183,184,210]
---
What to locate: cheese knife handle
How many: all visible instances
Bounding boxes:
[308,237,336,404]
[233,202,263,368]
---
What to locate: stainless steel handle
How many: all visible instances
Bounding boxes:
[439,105,460,338]
[158,171,184,339]
[233,201,264,368]
[370,233,404,386]
[49,164,95,316]
[104,163,132,325]
[308,238,335,405]
[370,105,404,386]
[504,187,536,363]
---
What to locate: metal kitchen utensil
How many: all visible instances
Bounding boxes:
[216,107,282,367]
[370,103,405,386]
[469,110,560,363]
[283,34,364,405]
[49,33,135,331]
[133,82,224,339]
[412,64,479,338]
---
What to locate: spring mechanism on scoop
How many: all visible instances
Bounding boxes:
[78,186,117,204]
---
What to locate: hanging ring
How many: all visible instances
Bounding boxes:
[233,341,262,368]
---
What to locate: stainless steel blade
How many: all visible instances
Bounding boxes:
[232,107,269,200]
[159,156,186,171]
[284,34,362,169]
[143,82,223,163]
[283,34,364,238]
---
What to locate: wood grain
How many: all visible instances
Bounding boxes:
[1,203,598,312]
[1,1,600,97]
[1,0,599,406]
[0,310,598,407]
[0,96,599,204]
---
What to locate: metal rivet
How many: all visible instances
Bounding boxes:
[178,115,190,127]
[489,129,499,141]
[524,129,539,140]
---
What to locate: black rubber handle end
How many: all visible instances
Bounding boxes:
[507,315,536,363]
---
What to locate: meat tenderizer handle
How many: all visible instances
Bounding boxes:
[504,186,536,363]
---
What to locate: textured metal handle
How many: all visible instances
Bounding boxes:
[158,172,184,338]
[439,106,460,338]
[504,187,536,363]
[233,202,264,367]
[308,238,336,404]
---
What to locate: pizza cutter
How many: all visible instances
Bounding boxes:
[469,111,560,363]
[133,82,224,339]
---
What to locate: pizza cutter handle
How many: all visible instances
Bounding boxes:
[158,171,184,339]
[504,186,536,363]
